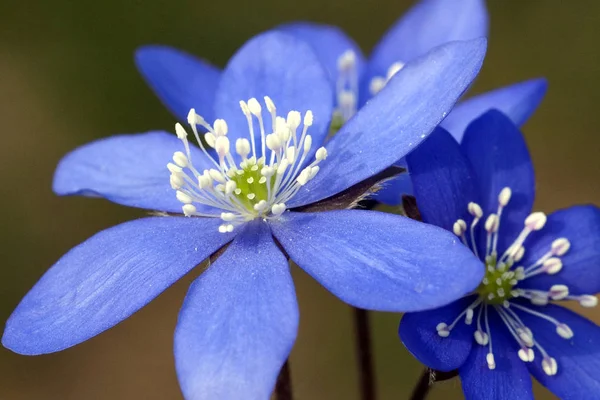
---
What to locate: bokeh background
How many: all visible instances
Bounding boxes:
[1,0,598,399]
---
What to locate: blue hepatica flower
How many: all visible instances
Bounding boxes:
[399,109,600,400]
[3,32,486,399]
[277,0,548,204]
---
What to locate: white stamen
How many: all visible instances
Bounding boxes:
[518,347,535,362]
[182,204,197,216]
[498,187,512,206]
[551,238,571,256]
[542,356,558,376]
[525,212,547,231]
[436,322,450,338]
[176,190,193,204]
[556,323,574,339]
[486,353,496,370]
[549,284,569,300]
[474,330,489,346]
[579,295,598,308]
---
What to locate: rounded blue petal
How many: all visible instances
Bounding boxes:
[278,22,366,86]
[269,210,483,312]
[459,309,533,400]
[461,110,535,255]
[400,296,477,372]
[442,78,548,143]
[519,304,600,400]
[2,217,233,355]
[290,38,487,208]
[362,0,488,104]
[519,205,600,295]
[174,221,297,400]
[135,45,220,123]
[53,131,214,213]
[214,31,333,159]
[406,127,480,232]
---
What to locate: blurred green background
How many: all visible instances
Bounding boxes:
[1,0,599,399]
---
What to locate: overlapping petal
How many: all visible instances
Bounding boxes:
[2,217,232,355]
[406,127,480,232]
[461,110,535,255]
[400,296,478,371]
[214,31,333,158]
[135,45,220,123]
[519,304,600,400]
[459,311,533,400]
[289,38,486,207]
[270,210,483,312]
[519,205,600,295]
[442,78,548,142]
[174,222,297,400]
[53,131,214,213]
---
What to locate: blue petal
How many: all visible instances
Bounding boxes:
[269,210,483,312]
[519,304,600,399]
[461,110,535,255]
[519,205,600,295]
[174,221,297,400]
[214,31,333,159]
[289,38,486,208]
[362,0,488,103]
[406,127,480,232]
[459,310,533,400]
[53,131,214,213]
[442,78,548,143]
[399,296,477,372]
[2,217,233,355]
[278,22,366,86]
[135,45,220,123]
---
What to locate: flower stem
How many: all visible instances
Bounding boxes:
[353,307,377,400]
[275,360,293,400]
[409,368,459,400]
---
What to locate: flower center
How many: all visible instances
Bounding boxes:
[167,96,327,232]
[435,186,598,376]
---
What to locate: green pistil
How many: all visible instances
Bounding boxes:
[477,254,517,305]
[229,161,270,211]
[328,113,345,137]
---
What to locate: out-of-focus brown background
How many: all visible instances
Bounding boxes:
[0,0,598,399]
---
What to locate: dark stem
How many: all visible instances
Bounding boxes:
[354,307,377,400]
[409,368,459,400]
[275,360,293,400]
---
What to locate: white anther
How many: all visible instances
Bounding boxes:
[485,214,499,233]
[303,135,313,153]
[172,151,189,168]
[186,109,197,126]
[579,295,598,308]
[309,166,320,179]
[518,347,535,362]
[170,174,184,189]
[542,357,558,376]
[225,180,237,195]
[303,111,313,127]
[175,123,188,139]
[369,77,386,95]
[514,267,526,280]
[550,284,569,300]
[286,146,296,163]
[337,49,356,71]
[543,257,563,274]
[453,219,467,236]
[468,202,483,218]
[266,133,282,151]
[213,119,228,137]
[525,212,547,231]
[205,132,216,148]
[218,224,228,233]
[182,204,197,216]
[221,212,236,222]
[167,162,183,174]
[551,238,571,256]
[286,111,301,129]
[514,246,525,262]
[236,138,251,158]
[517,328,534,347]
[261,166,275,177]
[264,96,276,113]
[530,293,549,306]
[315,147,328,161]
[556,323,574,339]
[486,353,496,370]
[208,169,226,183]
[176,190,193,204]
[386,61,405,80]
[474,330,489,346]
[499,187,512,206]
[254,200,268,212]
[436,323,450,337]
[465,308,474,325]
[338,90,356,108]
[239,100,250,116]
[215,136,230,158]
[277,159,289,175]
[247,98,262,116]
[271,203,287,216]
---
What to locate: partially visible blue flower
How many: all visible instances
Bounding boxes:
[399,109,600,400]
[2,32,487,399]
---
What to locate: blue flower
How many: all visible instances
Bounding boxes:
[277,0,548,204]
[399,109,600,400]
[2,31,486,399]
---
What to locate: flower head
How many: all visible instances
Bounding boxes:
[2,31,487,399]
[399,109,600,399]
